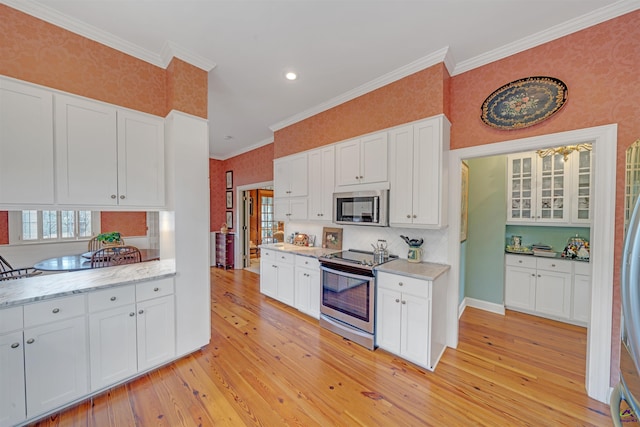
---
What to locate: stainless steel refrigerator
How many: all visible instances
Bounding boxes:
[612,194,640,424]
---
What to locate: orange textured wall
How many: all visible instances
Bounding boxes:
[210,144,274,232]
[0,4,166,117]
[450,9,640,384]
[0,212,8,245]
[166,58,208,119]
[274,64,448,158]
[100,212,147,236]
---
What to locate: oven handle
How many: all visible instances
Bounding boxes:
[320,264,374,280]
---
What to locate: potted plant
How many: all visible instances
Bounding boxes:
[96,231,123,246]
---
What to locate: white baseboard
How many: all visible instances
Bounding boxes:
[460,297,505,317]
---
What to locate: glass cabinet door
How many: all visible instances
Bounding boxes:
[507,154,534,221]
[537,153,568,222]
[572,150,592,223]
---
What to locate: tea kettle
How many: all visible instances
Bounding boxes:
[371,239,389,264]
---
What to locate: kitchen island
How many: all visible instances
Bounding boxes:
[0,259,178,427]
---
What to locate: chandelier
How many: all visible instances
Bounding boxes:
[536,143,592,162]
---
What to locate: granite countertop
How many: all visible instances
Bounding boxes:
[375,259,450,281]
[259,242,339,258]
[504,251,590,263]
[0,259,176,308]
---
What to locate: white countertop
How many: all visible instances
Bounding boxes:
[0,259,176,308]
[375,259,450,281]
[259,242,340,258]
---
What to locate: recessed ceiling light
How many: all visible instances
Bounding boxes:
[285,72,297,81]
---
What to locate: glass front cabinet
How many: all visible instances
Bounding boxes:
[507,148,591,225]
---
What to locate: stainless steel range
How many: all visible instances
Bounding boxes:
[318,249,396,350]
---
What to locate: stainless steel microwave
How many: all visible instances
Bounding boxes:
[333,190,388,226]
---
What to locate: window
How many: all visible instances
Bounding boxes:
[10,210,99,243]
[260,195,276,242]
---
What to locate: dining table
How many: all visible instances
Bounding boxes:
[34,249,161,272]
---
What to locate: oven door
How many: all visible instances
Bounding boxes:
[320,265,375,333]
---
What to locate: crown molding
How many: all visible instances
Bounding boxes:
[269,47,451,132]
[2,0,215,71]
[452,0,640,76]
[211,136,274,161]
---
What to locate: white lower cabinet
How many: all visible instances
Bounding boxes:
[23,295,89,419]
[89,278,175,391]
[0,306,26,427]
[504,254,590,325]
[376,271,447,371]
[260,249,295,306]
[294,256,320,319]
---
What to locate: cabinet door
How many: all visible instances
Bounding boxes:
[573,274,591,323]
[260,251,277,298]
[55,94,118,206]
[276,262,295,306]
[24,317,88,418]
[376,287,402,353]
[295,266,320,319]
[308,146,334,220]
[536,153,569,223]
[504,265,536,310]
[360,132,388,184]
[89,304,138,391]
[535,271,572,319]
[388,125,414,225]
[274,197,289,221]
[0,79,54,205]
[401,293,430,367]
[117,110,165,207]
[288,197,308,221]
[335,139,361,186]
[507,154,535,222]
[136,295,176,371]
[412,119,442,226]
[0,331,26,426]
[571,150,592,224]
[274,154,307,198]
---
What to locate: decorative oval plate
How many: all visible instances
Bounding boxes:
[481,76,568,130]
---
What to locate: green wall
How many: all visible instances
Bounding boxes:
[464,156,507,304]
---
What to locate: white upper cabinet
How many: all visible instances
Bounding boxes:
[335,131,387,187]
[389,116,449,228]
[507,149,590,225]
[55,94,165,208]
[0,78,54,206]
[307,145,334,220]
[274,153,308,198]
[117,110,165,207]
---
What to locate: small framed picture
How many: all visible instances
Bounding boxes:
[226,211,233,229]
[322,227,343,250]
[226,190,233,209]
[225,171,233,189]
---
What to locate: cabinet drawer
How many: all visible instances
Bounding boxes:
[295,255,319,269]
[24,294,86,328]
[574,261,591,276]
[274,251,295,264]
[88,285,135,312]
[0,305,23,333]
[261,249,276,261]
[505,254,536,269]
[536,258,572,274]
[136,278,174,301]
[377,272,431,299]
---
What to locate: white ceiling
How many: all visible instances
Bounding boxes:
[6,0,638,159]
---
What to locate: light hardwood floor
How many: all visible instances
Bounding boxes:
[29,268,613,426]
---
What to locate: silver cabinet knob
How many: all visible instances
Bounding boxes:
[537,274,541,278]
[26,338,35,344]
[398,282,403,286]
[111,194,117,199]
[120,195,125,199]
[413,215,417,218]
[110,296,117,301]
[11,342,20,349]
[395,298,400,303]
[52,308,60,314]
[129,312,135,317]
[138,309,144,315]
[401,301,406,305]
[359,175,363,179]
[154,287,159,292]
[355,176,359,180]
[407,214,411,218]
[531,273,535,277]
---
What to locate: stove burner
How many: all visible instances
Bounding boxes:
[320,249,396,270]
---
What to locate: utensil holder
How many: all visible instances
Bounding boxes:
[407,246,422,263]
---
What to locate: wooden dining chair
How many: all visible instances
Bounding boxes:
[88,235,125,252]
[0,255,42,281]
[90,246,142,268]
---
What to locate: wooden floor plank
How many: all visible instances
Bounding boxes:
[27,268,613,426]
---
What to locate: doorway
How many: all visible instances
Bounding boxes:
[448,125,617,403]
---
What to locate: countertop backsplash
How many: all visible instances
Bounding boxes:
[284,222,449,264]
[505,225,591,255]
